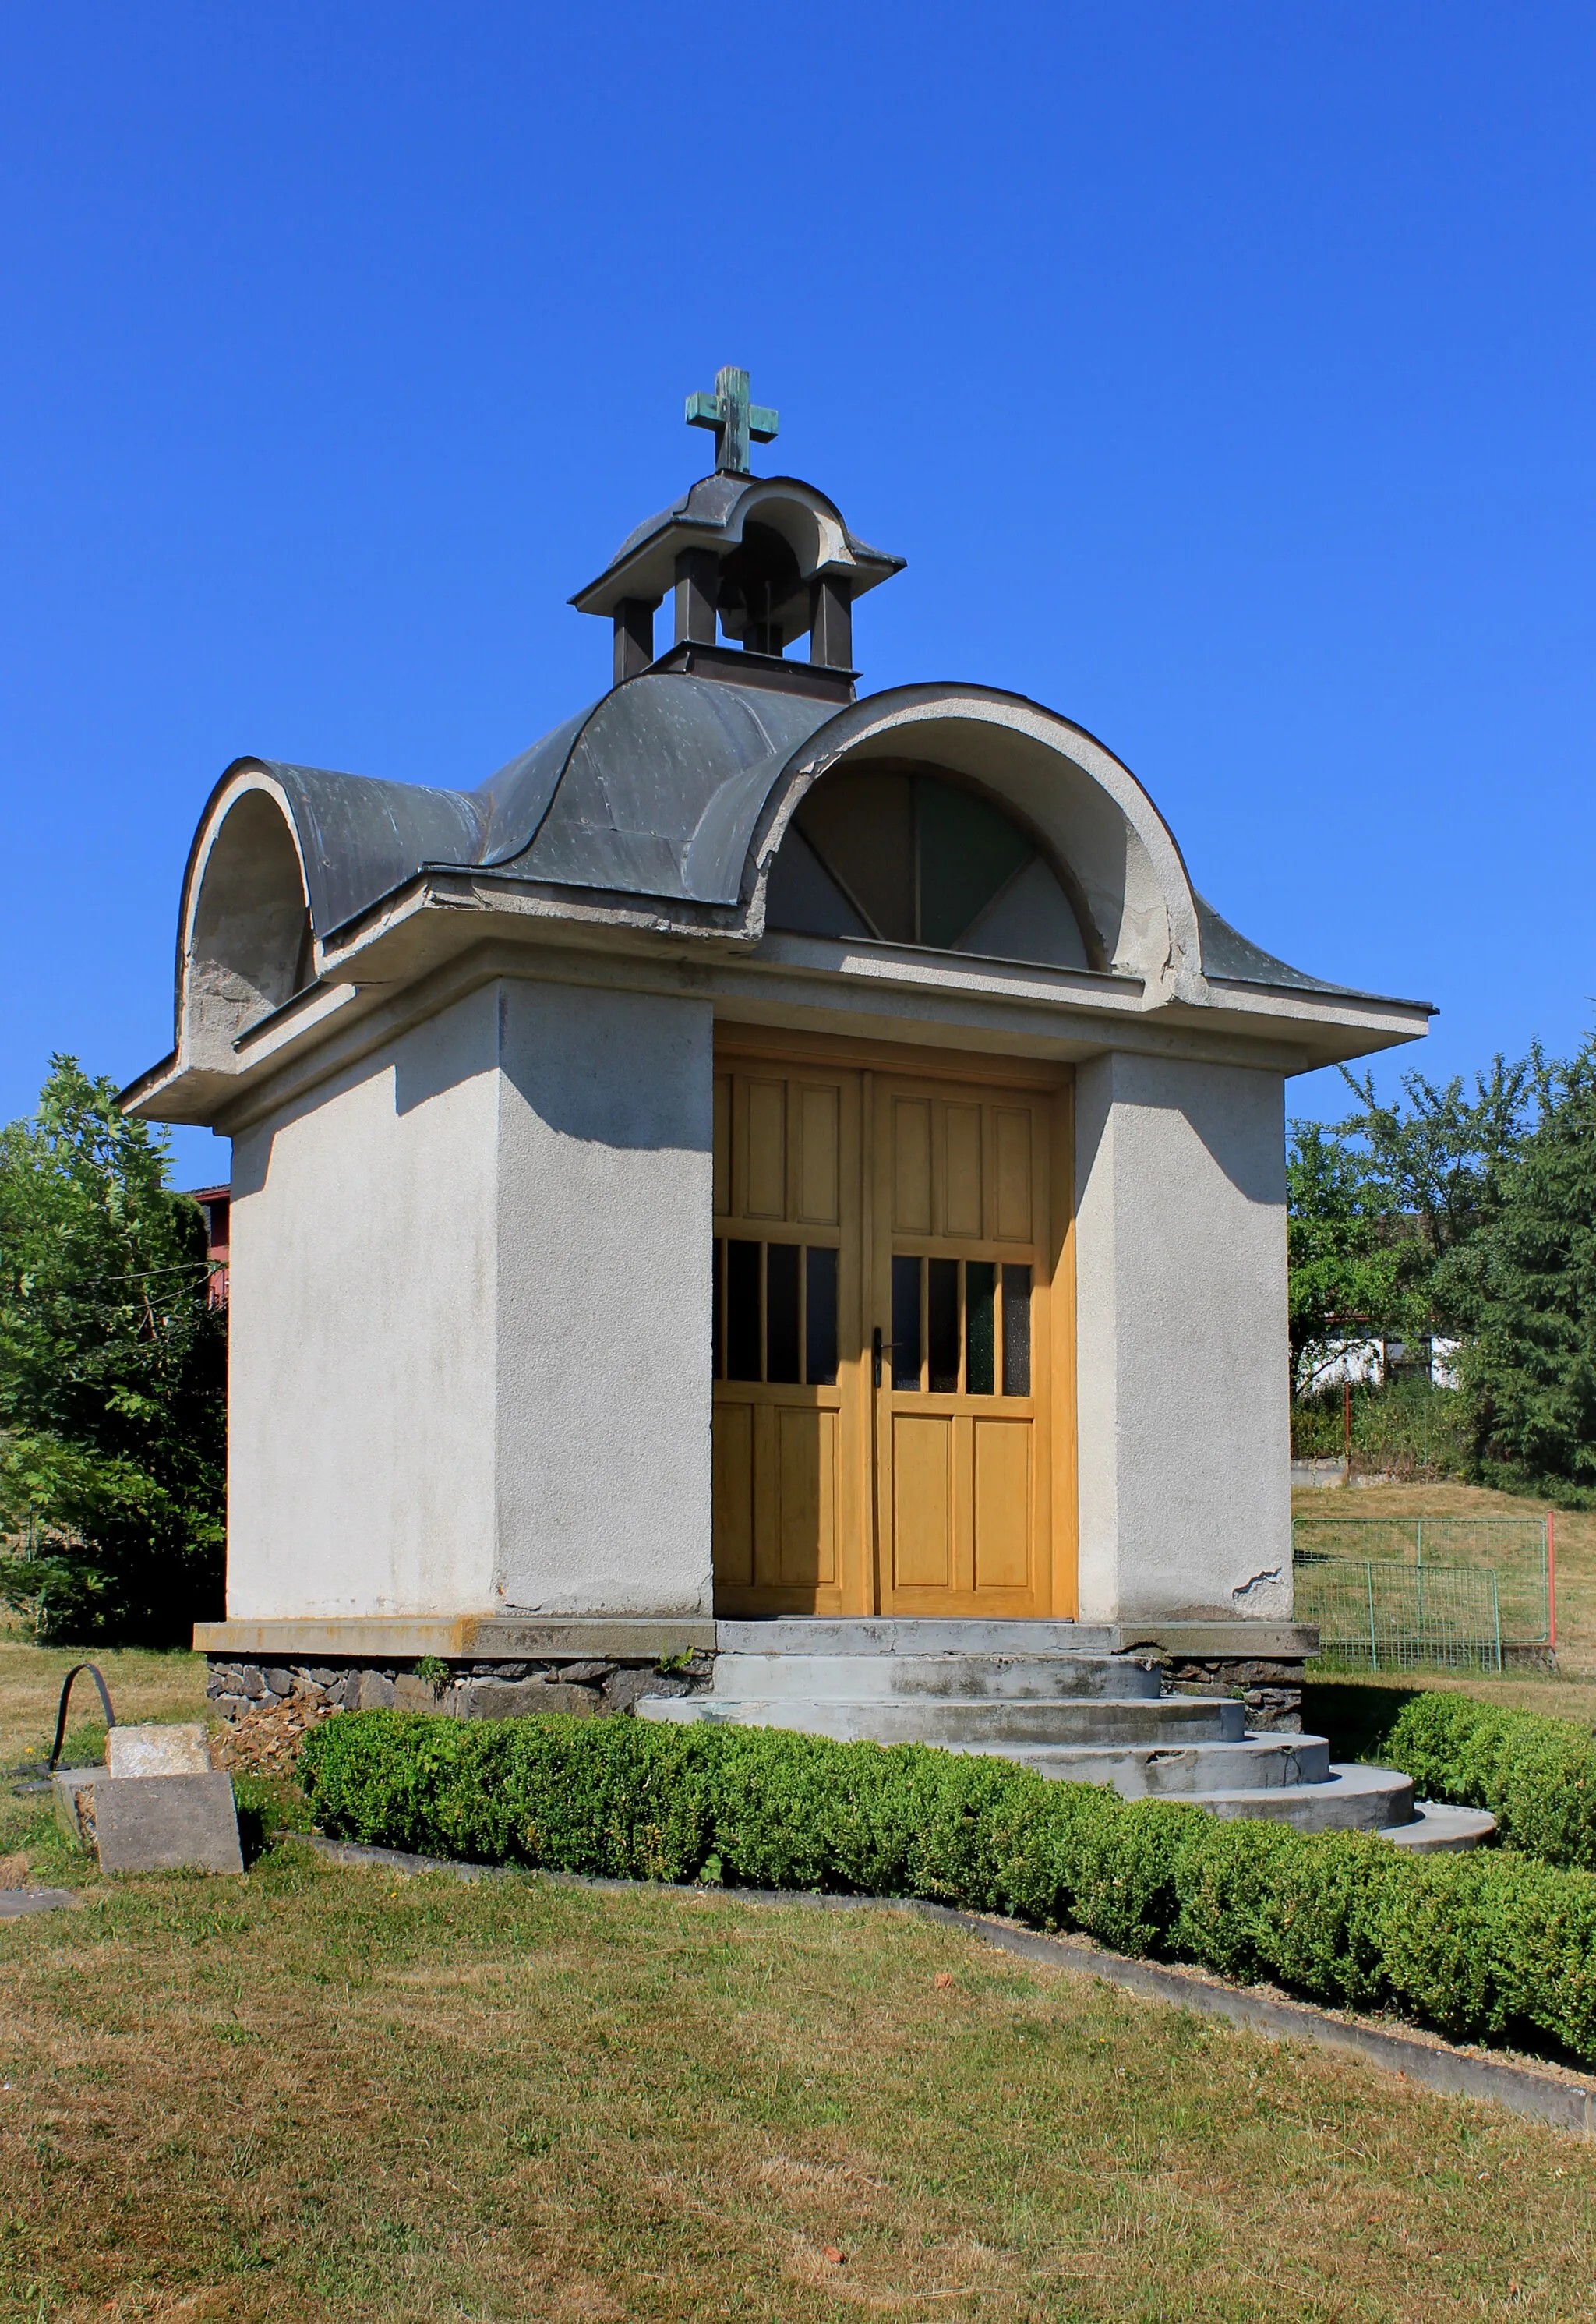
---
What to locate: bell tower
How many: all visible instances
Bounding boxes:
[569,366,905,701]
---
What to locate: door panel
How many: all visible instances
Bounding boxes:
[712,1061,861,1614]
[973,1418,1032,1591]
[711,1404,754,1588]
[891,1414,954,1589]
[776,1407,839,1589]
[874,1077,1052,1618]
[796,1086,840,1224]
[744,1080,787,1217]
[893,1099,932,1234]
[944,1104,983,1235]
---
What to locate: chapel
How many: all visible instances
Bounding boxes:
[125,370,1456,1835]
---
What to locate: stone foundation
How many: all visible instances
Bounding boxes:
[206,1651,715,1724]
[207,1639,1309,1754]
[1162,1657,1305,1734]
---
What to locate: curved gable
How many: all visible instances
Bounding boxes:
[748,685,1204,998]
[179,774,315,1069]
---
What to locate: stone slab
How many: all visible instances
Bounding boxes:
[93,1774,244,1876]
[461,1677,598,1720]
[713,1617,1318,1658]
[105,1723,211,1778]
[0,1889,83,1918]
[196,1615,1311,1661]
[468,1618,717,1658]
[1185,1761,1414,1833]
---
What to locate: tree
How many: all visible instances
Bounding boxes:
[1450,1039,1596,1490]
[0,1058,225,1641]
[1335,1054,1542,1334]
[1289,1051,1545,1396]
[1287,1123,1410,1393]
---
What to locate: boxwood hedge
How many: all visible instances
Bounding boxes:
[298,1710,1596,2066]
[1377,1691,1596,1870]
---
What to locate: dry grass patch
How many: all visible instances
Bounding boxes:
[0,1632,208,1776]
[1,1847,1594,2321]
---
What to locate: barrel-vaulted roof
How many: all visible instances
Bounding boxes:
[124,664,1432,1127]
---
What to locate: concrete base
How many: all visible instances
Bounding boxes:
[55,1768,244,1876]
[94,1775,244,1876]
[196,1616,719,1660]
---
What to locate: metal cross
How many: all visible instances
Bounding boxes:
[684,365,779,475]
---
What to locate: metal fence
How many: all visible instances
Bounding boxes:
[1291,1514,1550,1650]
[1293,1551,1503,1672]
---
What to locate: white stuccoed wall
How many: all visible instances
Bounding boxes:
[224,976,715,1623]
[494,980,715,1616]
[1073,1051,1292,1623]
[227,984,503,1619]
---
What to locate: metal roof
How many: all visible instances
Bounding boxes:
[245,671,842,941]
[230,666,1420,1012]
[568,471,906,621]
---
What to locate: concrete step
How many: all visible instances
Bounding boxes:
[634,1683,1433,1838]
[1383,1800,1498,1852]
[637,1693,1247,1749]
[985,1732,1333,1794]
[708,1651,1162,1704]
[715,1618,1129,1658]
[1181,1761,1414,1833]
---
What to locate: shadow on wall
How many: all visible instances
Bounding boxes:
[491,983,713,1154]
[1075,1055,1286,1210]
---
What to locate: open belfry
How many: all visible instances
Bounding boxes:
[127,368,1474,1838]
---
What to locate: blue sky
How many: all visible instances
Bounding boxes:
[2,3,1591,1185]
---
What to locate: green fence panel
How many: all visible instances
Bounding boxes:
[1291,1515,1548,1647]
[1293,1552,1503,1672]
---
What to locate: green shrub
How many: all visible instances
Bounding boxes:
[1291,1378,1471,1480]
[298,1711,1596,2065]
[1377,1691,1596,1870]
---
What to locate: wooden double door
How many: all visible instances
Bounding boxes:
[711,1039,1075,1619]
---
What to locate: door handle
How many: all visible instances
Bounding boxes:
[871,1327,905,1389]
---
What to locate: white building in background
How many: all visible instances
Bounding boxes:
[1304,1337,1462,1393]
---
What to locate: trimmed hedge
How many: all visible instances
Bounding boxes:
[298,1711,1596,2066]
[1378,1691,1596,1871]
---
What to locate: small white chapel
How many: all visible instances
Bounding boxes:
[126,369,1449,1835]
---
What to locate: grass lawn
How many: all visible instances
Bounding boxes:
[4,1509,1596,2324]
[1293,1479,1596,1730]
[2,1845,1596,2323]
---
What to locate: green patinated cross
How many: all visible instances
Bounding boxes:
[684,365,779,475]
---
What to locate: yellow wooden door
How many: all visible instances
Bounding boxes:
[711,1059,864,1613]
[872,1075,1060,1617]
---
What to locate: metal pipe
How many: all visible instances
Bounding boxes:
[48,1665,117,1772]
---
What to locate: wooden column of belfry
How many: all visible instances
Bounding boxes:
[710,1029,1077,1619]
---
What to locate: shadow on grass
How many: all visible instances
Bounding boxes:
[231,1773,313,1868]
[1302,1679,1423,1762]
